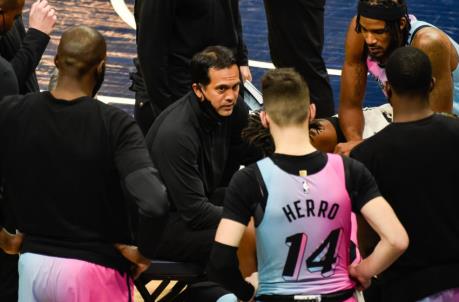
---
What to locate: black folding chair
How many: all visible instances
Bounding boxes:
[134,260,206,302]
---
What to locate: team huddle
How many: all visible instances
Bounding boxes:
[0,0,458,302]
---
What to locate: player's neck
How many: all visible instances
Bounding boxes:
[392,97,433,123]
[271,125,316,156]
[51,75,94,101]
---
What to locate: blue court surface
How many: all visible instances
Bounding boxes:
[33,0,459,112]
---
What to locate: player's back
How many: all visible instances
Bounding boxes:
[351,114,459,299]
[255,153,355,296]
[0,91,138,271]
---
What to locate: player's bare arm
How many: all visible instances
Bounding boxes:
[350,196,408,289]
[337,17,368,155]
[412,28,456,112]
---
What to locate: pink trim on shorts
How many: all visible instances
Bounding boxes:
[18,253,133,302]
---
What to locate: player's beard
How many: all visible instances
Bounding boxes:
[366,35,400,66]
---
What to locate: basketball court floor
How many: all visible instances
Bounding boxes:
[26,0,459,114]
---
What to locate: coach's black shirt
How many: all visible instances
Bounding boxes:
[146,91,253,230]
[351,114,459,301]
[0,92,155,272]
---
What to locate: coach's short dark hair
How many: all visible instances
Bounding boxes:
[386,46,432,97]
[262,68,310,126]
[191,46,238,86]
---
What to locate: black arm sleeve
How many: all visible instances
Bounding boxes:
[343,156,381,213]
[124,167,169,258]
[110,108,169,257]
[137,0,173,109]
[208,242,255,301]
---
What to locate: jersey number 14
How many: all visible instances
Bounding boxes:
[282,228,342,280]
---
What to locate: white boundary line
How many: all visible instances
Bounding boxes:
[98,95,135,105]
[249,60,342,76]
[110,0,136,29]
[107,0,342,105]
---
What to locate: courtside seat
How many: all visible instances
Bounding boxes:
[135,260,206,302]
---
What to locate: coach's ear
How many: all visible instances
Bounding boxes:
[309,103,317,121]
[192,83,205,101]
[260,110,269,129]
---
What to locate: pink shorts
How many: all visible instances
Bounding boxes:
[18,253,134,302]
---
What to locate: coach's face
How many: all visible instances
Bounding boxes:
[359,17,392,61]
[196,65,240,117]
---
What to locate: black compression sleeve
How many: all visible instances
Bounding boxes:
[124,167,169,257]
[207,241,255,301]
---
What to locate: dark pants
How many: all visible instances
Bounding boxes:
[130,57,191,135]
[130,59,163,135]
[263,0,334,118]
[155,213,216,265]
[155,211,233,301]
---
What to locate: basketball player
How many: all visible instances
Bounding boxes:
[336,0,459,155]
[0,26,169,302]
[351,47,459,302]
[208,68,408,301]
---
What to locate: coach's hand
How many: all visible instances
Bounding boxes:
[349,264,371,291]
[0,228,23,255]
[334,140,362,156]
[29,0,57,36]
[115,244,151,279]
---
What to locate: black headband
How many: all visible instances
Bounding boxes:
[358,2,407,21]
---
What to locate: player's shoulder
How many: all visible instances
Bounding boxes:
[232,162,261,184]
[412,26,452,53]
[97,100,137,128]
[341,153,368,172]
[351,128,390,160]
[0,91,47,112]
[344,16,366,62]
[433,113,459,133]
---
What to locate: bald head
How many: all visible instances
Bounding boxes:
[56,26,106,77]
